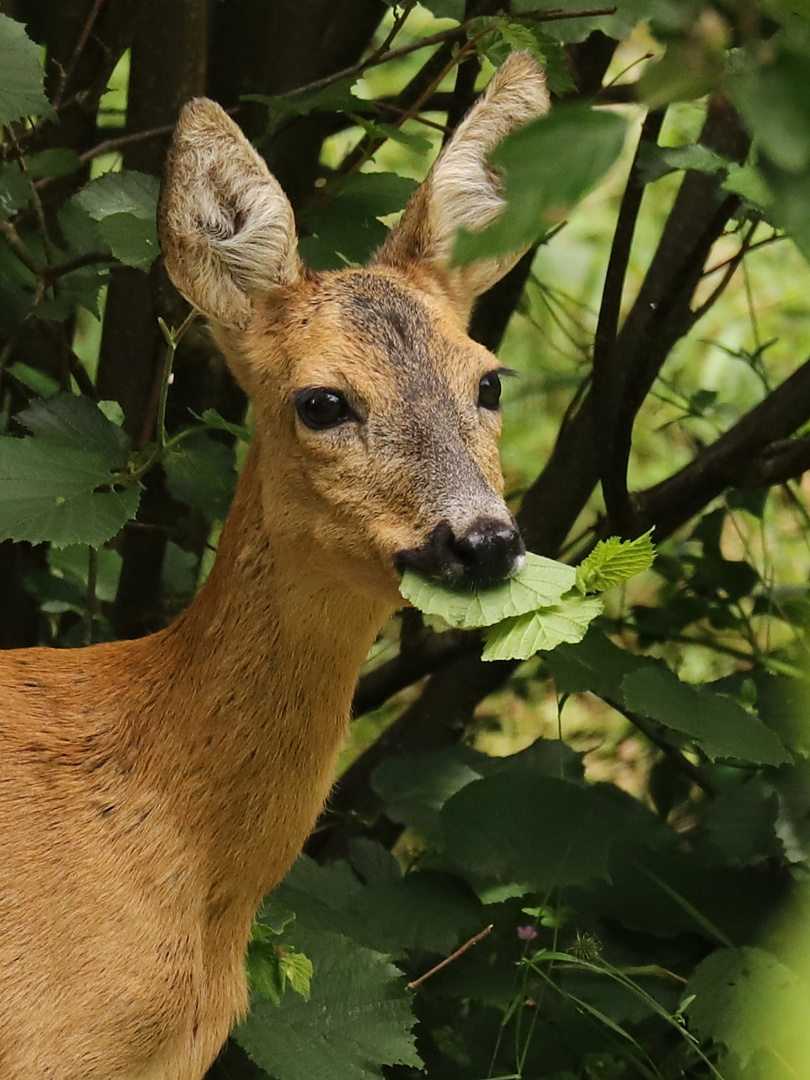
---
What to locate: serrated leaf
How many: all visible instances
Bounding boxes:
[0,162,31,224]
[400,551,576,628]
[0,14,54,126]
[98,212,159,269]
[482,595,603,661]
[163,432,236,521]
[247,939,286,1005]
[18,394,130,461]
[454,107,628,265]
[236,925,420,1080]
[686,947,810,1069]
[576,530,655,594]
[192,407,251,443]
[622,666,792,765]
[0,437,139,547]
[273,855,482,956]
[76,170,160,222]
[279,949,314,1000]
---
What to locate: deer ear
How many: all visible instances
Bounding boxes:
[158,99,303,330]
[376,52,550,312]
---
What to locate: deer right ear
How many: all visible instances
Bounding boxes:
[376,52,550,316]
[159,99,303,330]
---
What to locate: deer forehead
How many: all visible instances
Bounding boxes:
[268,270,495,405]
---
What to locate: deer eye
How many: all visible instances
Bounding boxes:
[478,371,502,410]
[295,388,355,430]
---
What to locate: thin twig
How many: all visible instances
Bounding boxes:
[406,925,494,991]
[271,6,617,106]
[52,0,107,111]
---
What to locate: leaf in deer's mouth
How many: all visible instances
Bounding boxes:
[398,551,576,629]
[398,535,656,662]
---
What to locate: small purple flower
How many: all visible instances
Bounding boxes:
[517,925,538,941]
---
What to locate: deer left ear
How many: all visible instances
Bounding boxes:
[375,51,550,315]
[159,99,303,330]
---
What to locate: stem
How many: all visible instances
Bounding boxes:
[406,924,494,991]
[156,309,197,452]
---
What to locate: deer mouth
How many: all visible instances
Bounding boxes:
[395,517,525,591]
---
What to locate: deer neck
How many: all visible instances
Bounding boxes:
[137,439,392,907]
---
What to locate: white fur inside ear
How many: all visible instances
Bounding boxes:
[429,53,551,265]
[160,99,302,328]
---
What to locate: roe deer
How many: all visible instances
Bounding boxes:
[0,52,549,1080]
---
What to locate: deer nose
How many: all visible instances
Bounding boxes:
[396,517,525,590]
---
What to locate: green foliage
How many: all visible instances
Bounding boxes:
[0,13,53,126]
[454,107,629,265]
[0,395,140,547]
[75,171,160,269]
[576,530,656,594]
[236,923,420,1080]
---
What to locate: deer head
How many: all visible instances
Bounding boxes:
[158,53,550,602]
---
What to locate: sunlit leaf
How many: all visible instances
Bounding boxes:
[576,529,656,594]
[400,551,576,628]
[482,596,603,660]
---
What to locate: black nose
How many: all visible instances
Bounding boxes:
[396,517,525,590]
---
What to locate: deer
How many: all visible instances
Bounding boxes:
[0,52,549,1080]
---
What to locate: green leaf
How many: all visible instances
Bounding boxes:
[350,115,431,153]
[0,395,138,548]
[722,162,772,209]
[17,394,130,459]
[468,18,575,96]
[622,666,792,765]
[399,551,576,628]
[76,170,160,222]
[454,107,628,265]
[686,947,810,1069]
[0,162,31,224]
[192,407,251,443]
[482,595,603,661]
[304,172,418,267]
[441,771,622,890]
[0,437,139,548]
[245,75,367,133]
[98,212,159,269]
[247,939,287,1005]
[273,855,483,956]
[279,949,314,1000]
[236,925,420,1080]
[637,143,730,185]
[576,530,656,594]
[25,148,81,180]
[371,748,484,833]
[163,432,236,521]
[544,628,655,700]
[0,14,54,126]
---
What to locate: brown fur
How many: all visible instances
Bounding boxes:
[0,54,549,1079]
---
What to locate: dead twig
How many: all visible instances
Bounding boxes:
[406,924,494,991]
